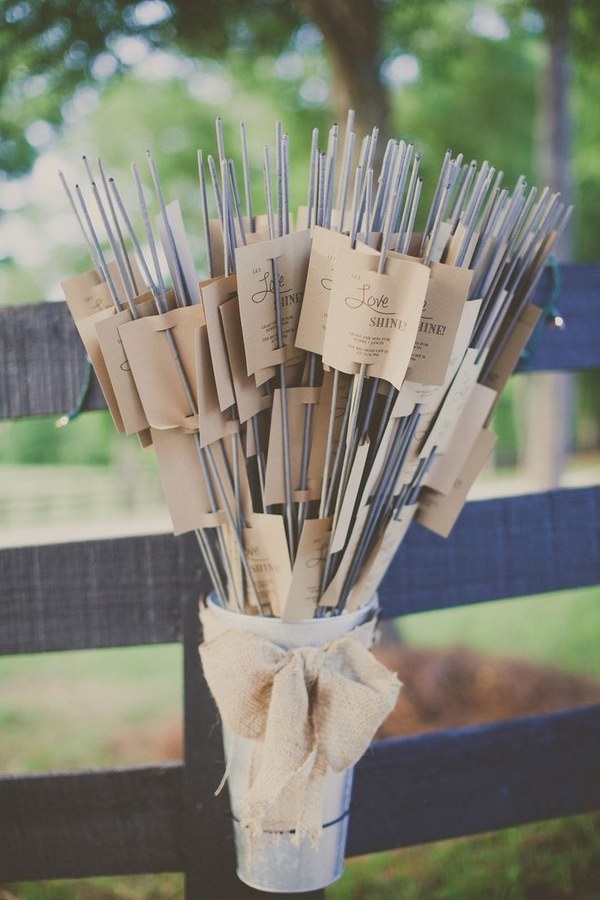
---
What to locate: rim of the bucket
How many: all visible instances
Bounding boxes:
[204,591,378,626]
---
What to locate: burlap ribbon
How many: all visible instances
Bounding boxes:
[199,621,401,844]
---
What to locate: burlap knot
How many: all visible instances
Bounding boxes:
[199,621,401,845]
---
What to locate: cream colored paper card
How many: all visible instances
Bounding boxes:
[150,426,224,534]
[283,517,333,622]
[235,229,311,375]
[307,371,351,487]
[296,226,350,355]
[318,504,370,608]
[323,249,429,390]
[196,325,238,448]
[329,438,370,553]
[94,292,156,436]
[416,429,497,538]
[420,347,487,457]
[118,305,204,430]
[200,273,237,412]
[443,223,479,268]
[347,504,418,612]
[406,261,473,386]
[423,220,454,263]
[263,386,321,506]
[219,295,272,424]
[157,200,201,306]
[244,513,292,616]
[424,383,497,495]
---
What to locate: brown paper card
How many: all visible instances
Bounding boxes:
[61,258,144,321]
[296,226,350,355]
[219,295,272,424]
[347,504,418,612]
[118,305,205,430]
[61,269,110,320]
[483,304,542,402]
[244,513,292,616]
[406,261,473,386]
[196,325,238,448]
[200,274,237,411]
[425,383,497,494]
[283,517,333,622]
[75,300,125,432]
[417,429,497,537]
[138,428,153,449]
[235,230,311,374]
[94,293,156,435]
[207,433,254,532]
[263,386,321,506]
[323,249,429,390]
[150,426,224,534]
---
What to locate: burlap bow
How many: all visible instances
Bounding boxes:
[199,621,401,844]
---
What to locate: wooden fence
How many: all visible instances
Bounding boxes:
[1,262,599,898]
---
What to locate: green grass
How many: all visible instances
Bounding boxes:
[329,814,600,899]
[0,644,182,773]
[399,585,600,680]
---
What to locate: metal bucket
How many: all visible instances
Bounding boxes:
[202,595,379,893]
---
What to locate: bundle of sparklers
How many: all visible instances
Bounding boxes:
[61,112,571,621]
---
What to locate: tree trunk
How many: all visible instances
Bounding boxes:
[523,0,574,490]
[298,0,390,142]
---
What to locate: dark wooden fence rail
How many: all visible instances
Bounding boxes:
[1,263,599,898]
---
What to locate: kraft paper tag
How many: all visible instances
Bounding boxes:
[157,200,201,306]
[119,305,205,430]
[94,292,156,435]
[75,299,125,432]
[235,229,311,375]
[196,325,238,448]
[244,513,292,616]
[323,248,429,390]
[483,303,542,400]
[296,226,350,355]
[150,426,225,534]
[424,383,497,494]
[417,429,497,537]
[62,258,144,320]
[283,517,333,622]
[263,386,321,506]
[347,504,418,612]
[200,274,237,411]
[219,295,272,424]
[406,261,473,386]
[62,269,110,320]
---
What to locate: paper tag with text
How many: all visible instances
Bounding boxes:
[323,248,429,390]
[235,230,311,375]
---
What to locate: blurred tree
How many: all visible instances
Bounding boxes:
[3,0,597,180]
